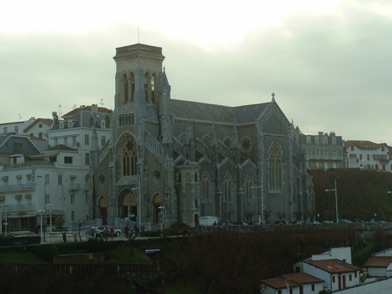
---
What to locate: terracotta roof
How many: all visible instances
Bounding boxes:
[261,277,298,289]
[62,105,113,117]
[283,273,324,284]
[304,259,359,274]
[363,256,392,268]
[344,140,388,150]
[261,273,324,289]
[23,118,53,132]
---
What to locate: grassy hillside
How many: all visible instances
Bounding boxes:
[310,169,392,222]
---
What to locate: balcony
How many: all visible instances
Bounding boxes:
[0,183,35,193]
[69,183,80,191]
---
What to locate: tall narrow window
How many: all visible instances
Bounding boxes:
[130,72,135,101]
[268,142,283,191]
[245,175,254,201]
[144,72,151,103]
[121,73,129,104]
[201,172,210,200]
[151,73,158,104]
[224,173,233,202]
[120,136,138,176]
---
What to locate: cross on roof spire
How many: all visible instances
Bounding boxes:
[271,92,275,100]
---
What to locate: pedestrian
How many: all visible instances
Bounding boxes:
[74,233,77,242]
[124,224,130,239]
[62,231,67,243]
[110,227,114,240]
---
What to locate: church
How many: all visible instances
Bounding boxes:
[92,43,315,228]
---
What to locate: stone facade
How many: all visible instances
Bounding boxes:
[93,43,315,228]
[299,131,344,170]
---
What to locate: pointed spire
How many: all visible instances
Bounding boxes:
[271,92,275,101]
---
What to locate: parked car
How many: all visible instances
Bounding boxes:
[91,226,121,238]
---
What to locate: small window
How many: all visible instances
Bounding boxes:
[64,157,73,164]
[71,194,75,204]
[85,153,90,165]
[85,134,90,145]
[58,175,63,185]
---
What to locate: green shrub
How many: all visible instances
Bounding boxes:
[34,244,58,262]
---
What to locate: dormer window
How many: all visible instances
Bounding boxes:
[59,121,64,129]
[101,120,106,128]
[68,120,73,128]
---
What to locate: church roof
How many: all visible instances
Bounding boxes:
[170,100,270,124]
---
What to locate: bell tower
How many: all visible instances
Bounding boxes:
[113,43,165,118]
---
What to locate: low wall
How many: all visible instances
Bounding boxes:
[53,253,105,264]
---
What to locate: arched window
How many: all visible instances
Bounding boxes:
[201,172,210,200]
[245,174,254,201]
[151,73,158,104]
[130,72,135,101]
[144,72,151,103]
[120,136,137,176]
[268,142,283,191]
[224,172,233,202]
[121,73,129,104]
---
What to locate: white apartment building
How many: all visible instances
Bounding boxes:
[344,140,391,172]
[299,131,344,170]
[0,104,113,233]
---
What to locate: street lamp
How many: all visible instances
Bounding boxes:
[158,205,165,238]
[131,187,141,228]
[3,205,7,234]
[38,210,45,242]
[0,205,3,235]
[325,179,339,224]
[46,204,53,232]
[251,186,264,224]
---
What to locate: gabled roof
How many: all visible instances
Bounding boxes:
[62,105,113,118]
[261,273,323,289]
[363,256,392,268]
[304,259,359,274]
[23,118,53,132]
[170,99,270,124]
[344,140,388,150]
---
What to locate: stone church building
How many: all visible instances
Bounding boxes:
[92,43,314,228]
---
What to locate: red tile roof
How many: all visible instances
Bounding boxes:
[283,272,324,284]
[304,259,359,274]
[62,105,113,117]
[363,256,392,268]
[261,273,323,289]
[344,140,388,150]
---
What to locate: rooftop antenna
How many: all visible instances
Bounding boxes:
[99,99,104,107]
[59,104,62,117]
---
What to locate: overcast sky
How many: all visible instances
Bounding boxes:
[1,0,391,144]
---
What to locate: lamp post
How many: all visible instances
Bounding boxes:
[4,205,7,234]
[46,204,53,232]
[158,205,165,238]
[325,179,339,224]
[38,210,45,242]
[0,205,3,235]
[251,186,264,224]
